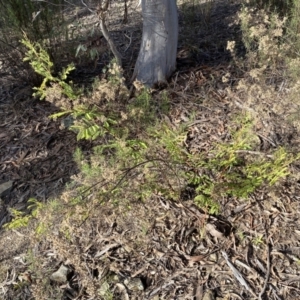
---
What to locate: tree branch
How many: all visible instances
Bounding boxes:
[99,17,122,67]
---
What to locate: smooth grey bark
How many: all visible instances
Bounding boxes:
[133,0,178,87]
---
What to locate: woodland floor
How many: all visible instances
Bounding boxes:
[1,0,300,299]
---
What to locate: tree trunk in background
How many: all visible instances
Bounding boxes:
[133,0,178,87]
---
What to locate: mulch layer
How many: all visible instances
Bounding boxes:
[0,82,79,226]
[1,1,300,300]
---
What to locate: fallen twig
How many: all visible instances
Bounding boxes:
[259,244,271,300]
[221,251,256,297]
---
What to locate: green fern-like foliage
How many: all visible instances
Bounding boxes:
[22,35,78,100]
[68,105,118,141]
[184,115,299,213]
[21,41,132,145]
[68,105,299,215]
[4,209,32,229]
[4,198,42,230]
[194,175,220,214]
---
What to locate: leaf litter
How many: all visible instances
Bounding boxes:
[1,0,300,299]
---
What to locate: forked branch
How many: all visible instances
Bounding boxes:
[82,0,122,67]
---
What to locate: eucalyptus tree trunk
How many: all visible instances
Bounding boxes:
[133,0,178,87]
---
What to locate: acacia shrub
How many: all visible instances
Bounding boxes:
[0,0,73,77]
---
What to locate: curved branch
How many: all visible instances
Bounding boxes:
[80,0,122,67]
[99,17,122,67]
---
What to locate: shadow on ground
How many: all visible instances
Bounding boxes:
[0,0,242,225]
